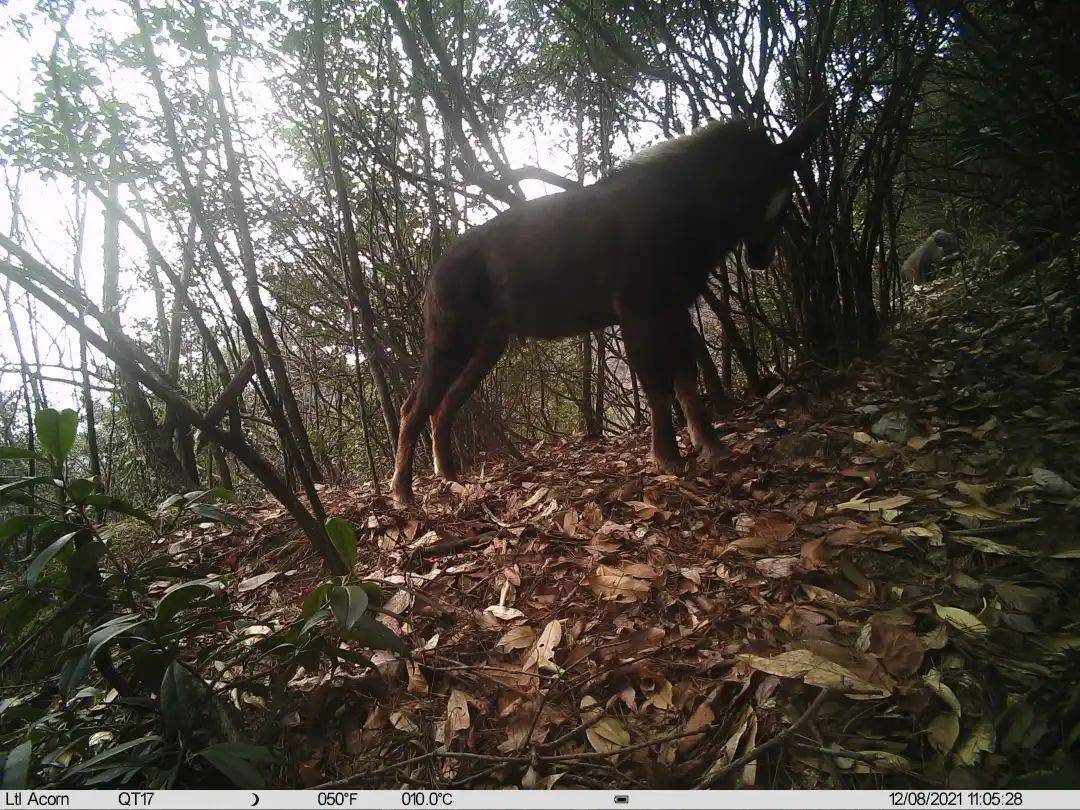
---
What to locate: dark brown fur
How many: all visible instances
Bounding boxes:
[392,109,827,505]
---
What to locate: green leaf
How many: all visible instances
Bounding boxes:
[186,503,243,527]
[0,475,58,500]
[67,540,106,585]
[64,735,162,777]
[83,494,154,525]
[155,580,220,632]
[0,514,47,544]
[334,647,375,668]
[325,517,357,570]
[35,408,78,464]
[2,738,31,788]
[359,580,383,607]
[32,520,84,545]
[301,582,332,619]
[299,608,331,637]
[329,585,369,633]
[59,646,91,699]
[157,493,186,511]
[160,661,206,743]
[183,487,236,504]
[25,530,82,587]
[347,614,410,657]
[196,743,268,788]
[66,477,95,504]
[86,615,145,662]
[0,446,47,462]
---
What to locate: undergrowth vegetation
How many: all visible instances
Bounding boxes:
[0,409,405,787]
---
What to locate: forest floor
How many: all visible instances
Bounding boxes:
[194,264,1080,789]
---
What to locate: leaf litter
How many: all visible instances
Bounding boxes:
[194,269,1080,789]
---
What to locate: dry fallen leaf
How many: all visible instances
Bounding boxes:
[834,494,913,512]
[927,712,960,755]
[643,677,674,711]
[755,556,800,578]
[953,718,996,767]
[237,571,280,592]
[869,622,925,676]
[585,716,630,753]
[934,603,989,636]
[677,700,715,755]
[586,564,653,602]
[751,514,796,543]
[390,710,419,734]
[446,689,472,738]
[406,661,429,695]
[497,625,537,652]
[742,649,892,698]
[484,604,526,621]
[521,619,562,673]
[1031,467,1078,496]
[923,669,962,716]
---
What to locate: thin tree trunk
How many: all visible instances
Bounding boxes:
[69,183,101,480]
[312,0,400,456]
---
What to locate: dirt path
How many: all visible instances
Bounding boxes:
[208,267,1080,789]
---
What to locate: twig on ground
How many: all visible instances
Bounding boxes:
[696,687,832,788]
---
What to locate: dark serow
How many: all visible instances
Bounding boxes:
[901,229,961,284]
[391,105,829,506]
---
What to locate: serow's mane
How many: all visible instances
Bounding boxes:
[607,118,766,180]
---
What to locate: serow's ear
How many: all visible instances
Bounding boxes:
[779,102,829,158]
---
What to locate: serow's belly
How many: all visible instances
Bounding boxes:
[501,294,617,340]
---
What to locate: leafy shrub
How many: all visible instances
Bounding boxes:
[1,409,404,788]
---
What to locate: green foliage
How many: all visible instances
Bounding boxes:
[324,516,357,570]
[0,410,402,788]
[34,408,78,467]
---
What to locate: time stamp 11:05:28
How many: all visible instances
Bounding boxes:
[890,791,1024,807]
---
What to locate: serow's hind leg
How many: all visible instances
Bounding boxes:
[620,310,683,475]
[391,329,476,507]
[670,311,725,471]
[431,327,508,481]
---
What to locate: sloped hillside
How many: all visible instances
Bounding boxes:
[191,265,1080,789]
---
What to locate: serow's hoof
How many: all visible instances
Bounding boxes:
[698,443,730,472]
[652,452,685,476]
[390,477,413,508]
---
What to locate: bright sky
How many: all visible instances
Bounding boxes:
[0,0,660,420]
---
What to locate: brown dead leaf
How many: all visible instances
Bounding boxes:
[581,501,604,531]
[237,571,280,593]
[497,625,537,652]
[390,710,419,734]
[586,564,653,602]
[869,622,925,676]
[521,619,562,673]
[800,538,829,569]
[406,661,429,694]
[586,716,631,753]
[678,700,716,755]
[562,508,580,536]
[723,535,774,553]
[742,649,892,698]
[751,514,796,543]
[484,604,526,622]
[643,677,674,711]
[928,712,960,755]
[834,494,913,513]
[446,689,472,738]
[755,556,800,578]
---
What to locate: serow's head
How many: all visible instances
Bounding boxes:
[932,230,959,253]
[742,104,829,270]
